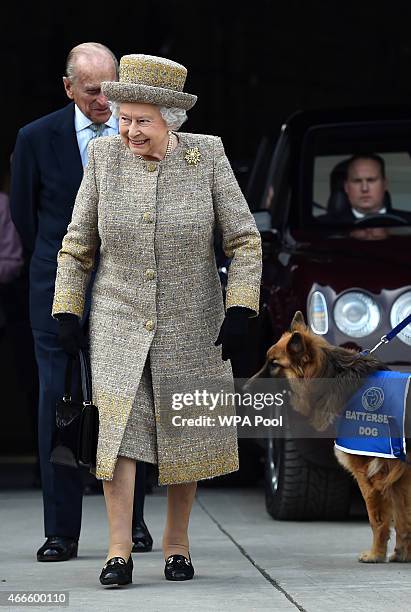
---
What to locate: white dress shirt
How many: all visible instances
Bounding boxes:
[74,105,118,167]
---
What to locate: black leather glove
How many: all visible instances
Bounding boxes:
[55,313,87,356]
[214,307,253,361]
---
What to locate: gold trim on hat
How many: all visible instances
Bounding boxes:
[120,57,187,92]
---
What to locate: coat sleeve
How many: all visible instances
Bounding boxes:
[52,140,99,318]
[9,128,40,253]
[212,137,262,316]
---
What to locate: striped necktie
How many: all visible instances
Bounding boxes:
[89,123,106,138]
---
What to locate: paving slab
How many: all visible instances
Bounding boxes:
[0,488,295,612]
[197,487,411,612]
[3,486,410,611]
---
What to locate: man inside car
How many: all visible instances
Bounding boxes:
[319,153,411,225]
[344,154,388,219]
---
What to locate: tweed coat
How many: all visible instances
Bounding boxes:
[52,132,262,484]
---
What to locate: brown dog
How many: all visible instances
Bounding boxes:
[260,310,411,563]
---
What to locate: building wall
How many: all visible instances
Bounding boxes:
[2,0,411,171]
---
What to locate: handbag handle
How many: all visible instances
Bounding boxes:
[62,350,92,405]
[62,357,74,403]
[78,349,92,405]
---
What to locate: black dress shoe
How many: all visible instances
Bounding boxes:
[132,520,153,553]
[99,556,133,586]
[164,554,194,581]
[37,537,78,562]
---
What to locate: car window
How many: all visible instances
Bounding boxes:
[313,152,411,221]
[297,121,411,228]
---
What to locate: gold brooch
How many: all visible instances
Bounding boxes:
[184,147,201,166]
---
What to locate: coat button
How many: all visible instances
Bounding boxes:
[145,269,155,280]
[145,320,155,332]
[146,162,158,172]
[142,212,153,223]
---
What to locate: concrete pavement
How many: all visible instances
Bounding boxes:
[1,486,411,611]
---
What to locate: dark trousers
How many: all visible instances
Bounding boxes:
[32,329,147,539]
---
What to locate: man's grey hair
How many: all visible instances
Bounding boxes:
[110,101,187,131]
[65,42,119,82]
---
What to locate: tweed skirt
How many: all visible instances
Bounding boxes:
[118,357,158,464]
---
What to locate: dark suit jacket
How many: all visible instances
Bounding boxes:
[9,103,90,334]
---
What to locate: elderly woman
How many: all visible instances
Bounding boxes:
[52,54,261,586]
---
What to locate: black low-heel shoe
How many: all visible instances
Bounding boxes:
[164,554,194,581]
[37,537,78,562]
[99,556,133,586]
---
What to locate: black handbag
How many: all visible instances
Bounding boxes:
[50,349,99,470]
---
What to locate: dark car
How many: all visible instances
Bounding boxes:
[231,107,411,520]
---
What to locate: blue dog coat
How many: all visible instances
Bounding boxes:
[335,371,411,459]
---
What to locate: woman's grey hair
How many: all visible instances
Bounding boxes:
[110,101,187,131]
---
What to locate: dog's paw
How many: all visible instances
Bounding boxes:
[358,550,386,563]
[389,550,411,563]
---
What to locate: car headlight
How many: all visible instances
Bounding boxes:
[390,291,411,346]
[308,291,328,335]
[333,292,380,337]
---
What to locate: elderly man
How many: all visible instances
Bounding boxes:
[10,42,152,562]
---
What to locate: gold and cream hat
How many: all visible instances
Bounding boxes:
[101,54,197,110]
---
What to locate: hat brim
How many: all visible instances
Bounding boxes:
[101,82,197,110]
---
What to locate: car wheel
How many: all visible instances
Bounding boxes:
[264,436,351,520]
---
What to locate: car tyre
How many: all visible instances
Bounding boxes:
[265,436,351,520]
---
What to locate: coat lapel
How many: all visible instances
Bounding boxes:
[51,103,83,193]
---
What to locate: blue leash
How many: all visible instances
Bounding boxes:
[360,313,411,357]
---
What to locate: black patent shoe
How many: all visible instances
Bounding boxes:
[37,537,78,562]
[132,520,153,553]
[164,554,194,581]
[99,556,133,587]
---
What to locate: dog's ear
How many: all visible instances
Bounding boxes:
[287,332,312,371]
[290,311,306,331]
[287,332,307,358]
[287,332,312,368]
